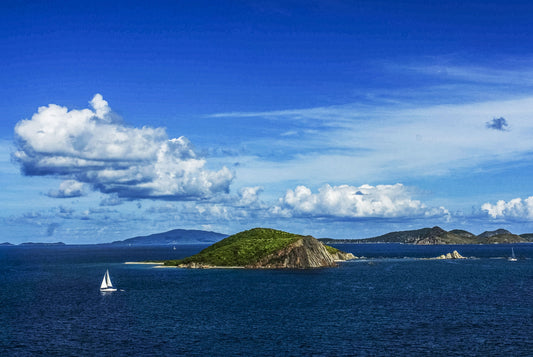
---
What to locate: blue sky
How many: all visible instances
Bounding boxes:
[3,0,533,243]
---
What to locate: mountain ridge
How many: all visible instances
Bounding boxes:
[109,228,228,246]
[320,226,533,245]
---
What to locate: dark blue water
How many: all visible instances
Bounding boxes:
[1,244,532,356]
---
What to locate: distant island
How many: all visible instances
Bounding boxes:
[0,242,66,246]
[108,229,228,246]
[18,242,66,246]
[163,228,356,269]
[1,229,226,246]
[320,226,533,245]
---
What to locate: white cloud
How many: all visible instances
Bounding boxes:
[89,94,112,120]
[404,63,533,86]
[236,186,264,207]
[481,197,533,220]
[208,95,533,190]
[100,193,124,206]
[47,180,86,198]
[14,94,233,200]
[273,183,449,219]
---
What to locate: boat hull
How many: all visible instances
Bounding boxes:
[100,288,117,292]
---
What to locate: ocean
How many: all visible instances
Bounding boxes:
[1,243,532,356]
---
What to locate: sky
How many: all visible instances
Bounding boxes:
[3,0,533,243]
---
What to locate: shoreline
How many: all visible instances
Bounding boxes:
[124,261,245,268]
[155,265,245,269]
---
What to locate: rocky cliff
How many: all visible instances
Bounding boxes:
[248,236,355,269]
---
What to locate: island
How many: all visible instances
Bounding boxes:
[320,226,533,245]
[108,228,227,246]
[18,242,66,246]
[163,228,356,269]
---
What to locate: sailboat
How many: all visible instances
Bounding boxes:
[100,269,117,292]
[508,248,518,262]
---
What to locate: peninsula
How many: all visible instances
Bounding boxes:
[163,228,356,269]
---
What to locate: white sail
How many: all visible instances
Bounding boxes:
[100,269,117,291]
[508,248,518,262]
[105,270,113,288]
[100,273,108,289]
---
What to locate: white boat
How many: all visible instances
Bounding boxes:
[508,248,518,262]
[100,269,117,292]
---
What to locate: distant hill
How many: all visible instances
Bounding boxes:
[19,242,66,246]
[321,226,531,245]
[448,229,476,239]
[110,229,227,246]
[478,229,512,238]
[476,232,524,244]
[164,228,355,268]
[520,233,533,242]
[356,226,476,245]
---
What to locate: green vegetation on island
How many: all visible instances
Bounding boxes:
[320,226,531,245]
[520,233,533,242]
[164,228,355,268]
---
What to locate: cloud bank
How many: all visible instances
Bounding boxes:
[482,197,533,220]
[14,94,233,200]
[272,183,449,219]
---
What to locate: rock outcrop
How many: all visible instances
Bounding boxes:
[330,250,357,262]
[433,250,466,259]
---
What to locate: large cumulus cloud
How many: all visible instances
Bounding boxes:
[14,94,233,200]
[482,197,533,220]
[272,183,449,219]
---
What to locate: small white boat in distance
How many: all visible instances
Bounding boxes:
[508,248,518,262]
[100,269,117,292]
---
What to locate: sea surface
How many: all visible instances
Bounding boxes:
[1,243,532,356]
